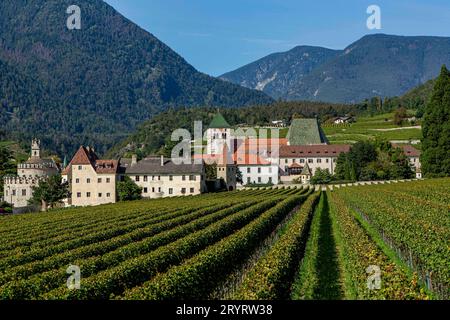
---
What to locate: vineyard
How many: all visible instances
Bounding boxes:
[0,179,448,300]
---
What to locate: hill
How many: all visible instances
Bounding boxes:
[106,101,363,158]
[0,0,272,156]
[221,34,450,104]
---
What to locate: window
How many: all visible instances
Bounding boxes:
[247,177,251,184]
[77,192,81,198]
[158,176,161,181]
[143,188,148,193]
[169,188,173,195]
[333,158,337,163]
[78,166,82,170]
[144,176,148,182]
[169,175,173,181]
[12,190,16,196]
[190,188,195,193]
[152,187,155,193]
[158,187,161,193]
[317,158,322,163]
[135,176,140,182]
[75,178,80,184]
[22,189,26,196]
[258,177,262,183]
[326,159,329,163]
[182,175,186,181]
[285,159,288,164]
[98,178,102,183]
[152,176,155,181]
[87,178,91,184]
[86,192,91,198]
[269,177,272,183]
[258,167,261,174]
[189,175,195,181]
[300,159,305,164]
[308,159,313,163]
[98,193,102,198]
[106,193,111,197]
[247,167,251,173]
[106,178,111,183]
[181,188,186,194]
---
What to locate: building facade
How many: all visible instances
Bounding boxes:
[395,145,422,178]
[121,156,207,198]
[279,145,351,183]
[206,113,233,155]
[235,154,279,186]
[62,146,118,207]
[3,139,58,211]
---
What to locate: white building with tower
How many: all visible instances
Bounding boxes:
[3,139,59,212]
[205,112,233,155]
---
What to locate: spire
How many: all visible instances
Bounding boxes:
[209,112,231,129]
[301,163,312,176]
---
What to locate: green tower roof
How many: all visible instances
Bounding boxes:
[287,118,328,146]
[209,113,231,129]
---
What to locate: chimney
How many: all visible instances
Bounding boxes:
[160,155,164,167]
[131,154,137,166]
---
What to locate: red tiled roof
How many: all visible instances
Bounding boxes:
[289,162,302,168]
[393,144,421,157]
[236,138,288,154]
[95,160,119,174]
[234,153,272,165]
[62,146,117,175]
[280,145,351,157]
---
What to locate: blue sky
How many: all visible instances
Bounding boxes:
[105,0,450,76]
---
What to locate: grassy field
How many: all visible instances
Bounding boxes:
[234,113,423,146]
[322,112,423,145]
[0,179,447,300]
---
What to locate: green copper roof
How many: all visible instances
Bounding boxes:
[209,113,231,129]
[301,163,312,175]
[287,118,328,146]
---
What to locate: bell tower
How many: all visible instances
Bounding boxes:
[31,138,41,158]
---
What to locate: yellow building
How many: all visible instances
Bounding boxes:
[62,146,118,207]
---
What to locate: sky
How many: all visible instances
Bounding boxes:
[105,0,450,76]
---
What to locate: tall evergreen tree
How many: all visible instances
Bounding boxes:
[0,146,17,198]
[421,65,450,177]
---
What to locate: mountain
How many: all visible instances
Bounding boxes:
[220,46,340,99]
[0,0,272,156]
[220,34,450,104]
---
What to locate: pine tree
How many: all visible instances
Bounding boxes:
[421,65,450,177]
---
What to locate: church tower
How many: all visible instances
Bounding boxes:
[31,138,41,158]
